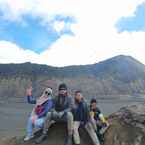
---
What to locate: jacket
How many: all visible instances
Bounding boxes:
[72,99,89,123]
[27,95,54,118]
[54,95,74,112]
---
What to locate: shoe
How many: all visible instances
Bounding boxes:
[65,135,72,145]
[24,135,34,141]
[35,134,47,144]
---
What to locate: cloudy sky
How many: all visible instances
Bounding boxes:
[0,0,145,66]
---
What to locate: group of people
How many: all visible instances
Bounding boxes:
[24,83,109,145]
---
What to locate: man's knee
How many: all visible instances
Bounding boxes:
[46,112,51,119]
[66,112,73,120]
[85,122,93,130]
[45,112,53,123]
[73,124,79,132]
[35,118,44,128]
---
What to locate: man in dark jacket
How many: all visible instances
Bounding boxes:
[73,91,100,145]
[36,83,74,145]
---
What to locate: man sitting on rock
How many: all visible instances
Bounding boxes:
[90,98,109,143]
[72,90,100,145]
[36,83,74,145]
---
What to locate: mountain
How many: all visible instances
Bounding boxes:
[0,55,145,101]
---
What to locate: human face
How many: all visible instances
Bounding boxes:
[59,89,67,96]
[75,92,83,102]
[91,102,97,109]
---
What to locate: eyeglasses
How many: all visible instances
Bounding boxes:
[59,88,67,91]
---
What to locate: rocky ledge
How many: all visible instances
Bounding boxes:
[1,103,145,145]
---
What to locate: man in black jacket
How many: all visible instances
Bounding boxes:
[36,83,74,145]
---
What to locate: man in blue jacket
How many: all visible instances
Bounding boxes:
[36,83,74,145]
[73,91,100,145]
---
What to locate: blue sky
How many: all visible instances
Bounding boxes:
[116,2,145,32]
[0,0,145,66]
[0,11,76,53]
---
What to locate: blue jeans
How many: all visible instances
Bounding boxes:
[26,115,44,136]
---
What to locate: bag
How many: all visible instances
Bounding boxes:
[35,105,44,115]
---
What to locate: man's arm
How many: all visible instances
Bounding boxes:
[98,108,109,126]
[64,96,75,113]
[27,95,36,104]
[26,87,36,104]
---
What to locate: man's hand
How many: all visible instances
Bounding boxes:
[102,122,109,128]
[102,122,107,127]
[26,86,33,96]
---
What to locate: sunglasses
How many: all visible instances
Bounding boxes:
[45,91,51,96]
[59,88,67,91]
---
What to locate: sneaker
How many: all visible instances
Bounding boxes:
[24,135,34,141]
[65,135,72,145]
[35,134,47,144]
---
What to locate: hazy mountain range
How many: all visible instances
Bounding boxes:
[0,55,145,101]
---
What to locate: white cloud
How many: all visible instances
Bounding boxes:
[0,0,145,66]
[0,41,39,64]
[53,20,65,33]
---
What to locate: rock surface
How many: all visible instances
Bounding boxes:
[1,103,145,145]
[1,123,93,145]
[104,103,145,145]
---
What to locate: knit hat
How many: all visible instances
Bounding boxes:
[90,98,97,104]
[59,83,67,90]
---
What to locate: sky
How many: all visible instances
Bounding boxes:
[0,0,145,66]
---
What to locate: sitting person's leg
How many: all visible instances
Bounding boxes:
[96,124,104,142]
[42,111,55,134]
[85,122,100,145]
[90,117,97,131]
[24,116,35,141]
[73,121,81,145]
[61,111,73,145]
[66,112,74,136]
[35,111,59,144]
[34,118,45,128]
[89,117,105,144]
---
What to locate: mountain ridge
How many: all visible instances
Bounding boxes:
[0,55,145,99]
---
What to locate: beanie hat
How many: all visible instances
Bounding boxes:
[59,83,67,91]
[90,98,97,104]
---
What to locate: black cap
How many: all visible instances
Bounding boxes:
[90,98,97,104]
[59,83,67,90]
